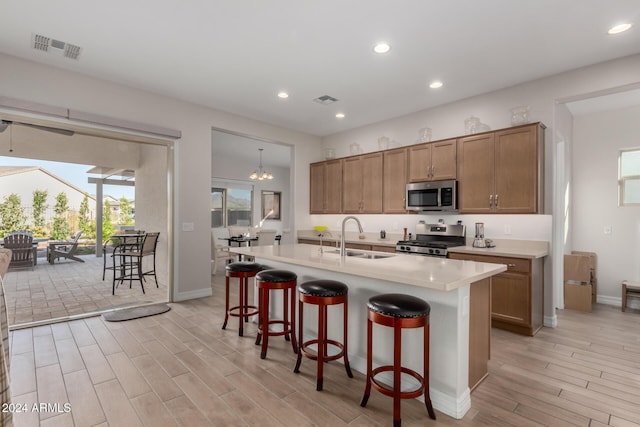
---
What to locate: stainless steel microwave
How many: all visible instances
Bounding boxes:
[406,180,457,211]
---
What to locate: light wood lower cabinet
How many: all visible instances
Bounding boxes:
[449,252,544,336]
[469,278,491,390]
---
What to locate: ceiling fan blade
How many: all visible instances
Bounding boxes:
[0,120,75,136]
[19,122,75,136]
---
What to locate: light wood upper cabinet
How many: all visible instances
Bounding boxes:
[383,148,408,213]
[342,153,383,213]
[408,139,457,182]
[309,159,342,214]
[457,123,544,214]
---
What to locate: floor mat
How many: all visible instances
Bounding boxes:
[102,303,171,322]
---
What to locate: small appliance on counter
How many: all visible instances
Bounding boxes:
[396,222,466,257]
[472,222,495,248]
[473,222,486,248]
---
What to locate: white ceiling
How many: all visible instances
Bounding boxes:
[1,1,640,137]
[212,130,292,168]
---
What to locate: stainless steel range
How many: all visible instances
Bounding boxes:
[396,223,466,257]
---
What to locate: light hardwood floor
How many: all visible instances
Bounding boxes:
[9,269,640,426]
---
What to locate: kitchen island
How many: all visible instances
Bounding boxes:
[229,243,506,419]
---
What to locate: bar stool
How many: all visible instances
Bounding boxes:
[293,279,353,391]
[360,293,436,427]
[255,269,298,359]
[222,262,262,337]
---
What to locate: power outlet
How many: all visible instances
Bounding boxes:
[604,225,612,235]
[504,225,512,235]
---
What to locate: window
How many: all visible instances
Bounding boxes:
[211,186,253,227]
[619,148,640,206]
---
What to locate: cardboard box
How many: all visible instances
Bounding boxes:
[571,251,597,303]
[564,252,597,312]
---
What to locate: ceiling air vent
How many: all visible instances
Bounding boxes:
[31,33,82,60]
[313,95,339,105]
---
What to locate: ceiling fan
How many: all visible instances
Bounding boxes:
[0,119,75,136]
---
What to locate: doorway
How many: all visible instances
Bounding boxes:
[0,119,173,328]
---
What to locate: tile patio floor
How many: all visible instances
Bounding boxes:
[2,252,168,327]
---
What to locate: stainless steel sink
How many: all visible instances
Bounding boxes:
[325,249,394,259]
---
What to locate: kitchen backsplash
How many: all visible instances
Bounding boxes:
[307,213,552,242]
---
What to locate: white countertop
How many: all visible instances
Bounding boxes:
[297,230,549,259]
[230,244,506,292]
[448,238,549,259]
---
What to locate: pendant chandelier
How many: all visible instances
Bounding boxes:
[249,148,273,180]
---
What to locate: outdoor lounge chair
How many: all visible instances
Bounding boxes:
[47,231,84,264]
[3,232,35,270]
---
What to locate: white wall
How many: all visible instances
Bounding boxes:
[211,155,292,240]
[135,143,169,282]
[0,53,321,301]
[572,105,640,304]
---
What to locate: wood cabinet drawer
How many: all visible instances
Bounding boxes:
[448,253,530,274]
[370,245,396,253]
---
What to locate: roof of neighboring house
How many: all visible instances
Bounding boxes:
[0,166,96,201]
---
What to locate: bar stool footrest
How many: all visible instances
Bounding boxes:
[258,320,293,338]
[371,366,425,400]
[299,338,346,362]
[228,305,259,318]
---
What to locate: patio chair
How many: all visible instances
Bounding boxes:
[212,228,233,275]
[47,231,84,264]
[3,232,35,270]
[116,232,160,294]
[256,229,277,246]
[102,230,145,280]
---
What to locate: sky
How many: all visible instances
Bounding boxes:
[0,156,135,200]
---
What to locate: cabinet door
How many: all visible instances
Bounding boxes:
[361,153,383,213]
[457,133,495,213]
[408,143,432,182]
[491,272,530,327]
[324,159,343,213]
[309,162,326,214]
[383,148,408,213]
[494,125,540,213]
[430,139,457,180]
[342,156,363,213]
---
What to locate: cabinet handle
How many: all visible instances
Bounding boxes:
[495,194,499,207]
[431,165,435,177]
[507,263,516,268]
[489,195,493,207]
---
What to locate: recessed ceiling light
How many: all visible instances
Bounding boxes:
[277,91,289,99]
[429,81,444,89]
[373,43,391,54]
[608,23,633,34]
[336,113,345,119]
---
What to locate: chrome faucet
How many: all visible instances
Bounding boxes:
[340,216,363,257]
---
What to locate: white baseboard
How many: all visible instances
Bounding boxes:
[598,294,640,310]
[173,287,212,302]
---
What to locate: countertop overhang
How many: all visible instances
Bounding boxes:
[229,244,506,292]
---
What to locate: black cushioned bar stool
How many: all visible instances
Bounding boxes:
[255,269,298,359]
[294,279,353,391]
[360,293,436,427]
[222,262,262,337]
